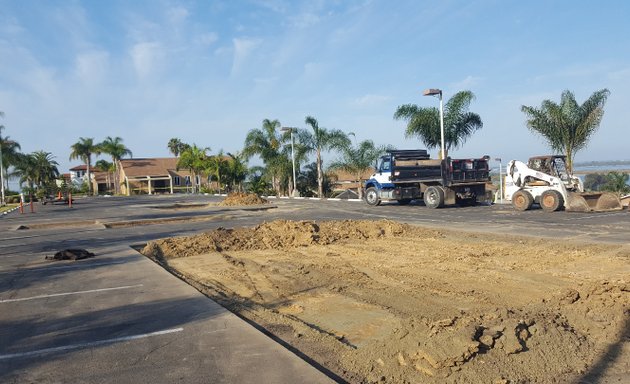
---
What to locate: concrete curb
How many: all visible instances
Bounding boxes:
[1,206,19,217]
[260,195,364,202]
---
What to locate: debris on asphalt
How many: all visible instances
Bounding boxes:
[46,248,95,261]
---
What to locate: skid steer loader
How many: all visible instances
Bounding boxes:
[504,155,623,212]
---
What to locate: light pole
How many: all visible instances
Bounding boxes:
[495,157,503,203]
[423,88,445,159]
[0,136,4,206]
[281,127,299,197]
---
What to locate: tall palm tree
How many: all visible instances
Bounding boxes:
[167,138,190,157]
[329,139,391,199]
[521,89,610,173]
[394,90,482,159]
[69,137,100,195]
[302,116,351,197]
[177,144,209,193]
[100,136,132,195]
[242,119,287,195]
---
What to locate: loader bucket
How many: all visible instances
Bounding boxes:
[565,192,623,212]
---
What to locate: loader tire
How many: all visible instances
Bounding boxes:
[512,190,534,211]
[540,190,563,212]
[365,187,381,206]
[424,186,445,209]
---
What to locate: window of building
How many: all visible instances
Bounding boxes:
[174,176,180,186]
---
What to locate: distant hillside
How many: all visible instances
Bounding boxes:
[575,160,630,167]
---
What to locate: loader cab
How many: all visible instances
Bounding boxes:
[528,155,569,181]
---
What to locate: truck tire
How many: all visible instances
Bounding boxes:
[424,186,445,209]
[512,190,534,211]
[540,190,563,212]
[365,187,381,206]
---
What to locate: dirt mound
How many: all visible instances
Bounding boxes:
[142,219,422,259]
[141,220,630,383]
[218,192,268,206]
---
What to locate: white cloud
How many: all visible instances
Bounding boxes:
[75,50,110,84]
[166,5,189,25]
[130,42,163,78]
[351,93,391,107]
[449,75,483,90]
[231,38,262,75]
[196,32,219,46]
[289,12,321,28]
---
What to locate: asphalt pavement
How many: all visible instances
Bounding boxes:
[0,195,628,383]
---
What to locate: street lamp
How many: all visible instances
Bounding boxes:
[0,135,4,206]
[495,157,503,203]
[423,88,445,159]
[281,127,299,197]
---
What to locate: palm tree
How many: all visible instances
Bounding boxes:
[99,136,132,195]
[302,116,351,197]
[14,151,59,196]
[1,124,22,194]
[205,150,229,193]
[394,91,482,159]
[167,138,190,157]
[95,159,115,193]
[225,152,248,192]
[69,137,100,196]
[242,119,286,195]
[521,89,610,173]
[177,144,209,193]
[329,138,391,199]
[603,171,630,194]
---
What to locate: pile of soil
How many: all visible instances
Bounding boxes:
[141,220,630,383]
[218,192,268,207]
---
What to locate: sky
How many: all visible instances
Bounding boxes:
[1,0,629,176]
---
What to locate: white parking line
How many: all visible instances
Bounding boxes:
[0,284,143,303]
[0,327,184,360]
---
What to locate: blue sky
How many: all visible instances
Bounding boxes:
[1,0,629,174]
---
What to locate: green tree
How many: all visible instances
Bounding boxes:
[243,119,288,195]
[224,152,248,192]
[204,150,230,193]
[99,136,132,195]
[602,171,630,194]
[168,138,190,157]
[1,124,22,194]
[521,89,610,173]
[177,144,209,193]
[394,90,482,158]
[302,116,351,198]
[69,137,100,196]
[583,173,607,192]
[329,138,391,199]
[14,151,59,195]
[95,159,115,193]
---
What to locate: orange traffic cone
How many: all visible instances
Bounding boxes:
[57,190,62,200]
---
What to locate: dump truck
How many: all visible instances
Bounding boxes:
[504,155,622,212]
[364,149,492,208]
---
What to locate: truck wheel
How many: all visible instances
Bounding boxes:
[540,190,563,212]
[365,187,381,206]
[424,186,445,209]
[512,190,534,211]
[398,199,412,205]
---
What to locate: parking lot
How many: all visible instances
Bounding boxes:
[0,195,628,383]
